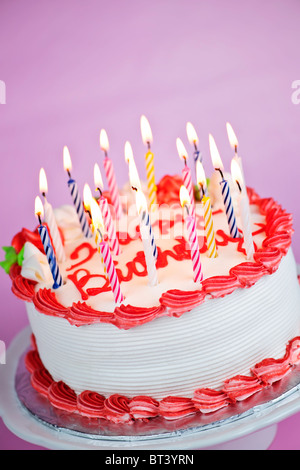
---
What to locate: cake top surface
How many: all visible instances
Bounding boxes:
[3,173,294,329]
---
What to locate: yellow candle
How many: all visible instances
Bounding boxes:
[196,161,218,259]
[140,115,157,208]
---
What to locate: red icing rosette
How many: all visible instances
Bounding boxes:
[24,349,44,373]
[159,396,197,420]
[129,396,160,419]
[201,275,241,298]
[253,247,282,274]
[262,232,292,255]
[160,289,205,316]
[113,304,166,329]
[193,388,231,413]
[222,375,265,402]
[229,262,267,288]
[77,391,106,418]
[33,288,69,318]
[251,352,292,385]
[31,368,53,397]
[287,337,300,366]
[104,394,132,424]
[68,301,115,327]
[48,381,78,413]
[9,264,36,301]
[156,174,183,206]
[266,212,293,237]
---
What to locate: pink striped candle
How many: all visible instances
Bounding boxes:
[180,186,203,283]
[100,129,123,220]
[98,196,120,256]
[99,240,124,304]
[94,163,120,256]
[176,138,196,219]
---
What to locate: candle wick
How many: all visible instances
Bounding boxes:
[97,187,102,197]
[216,168,224,180]
[104,150,108,158]
[193,142,198,152]
[37,213,42,225]
[235,145,238,154]
[183,157,187,166]
[147,141,151,151]
[67,169,71,178]
[131,186,138,192]
[42,192,47,200]
[236,180,242,193]
[199,183,204,201]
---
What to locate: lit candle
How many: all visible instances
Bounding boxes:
[63,146,92,238]
[135,189,158,286]
[39,168,66,263]
[35,196,63,289]
[124,141,142,190]
[231,159,254,260]
[90,198,124,304]
[94,163,120,256]
[196,161,218,259]
[176,138,196,219]
[180,186,203,283]
[226,122,245,182]
[186,121,203,168]
[128,156,157,261]
[140,115,157,208]
[209,134,240,239]
[100,129,123,220]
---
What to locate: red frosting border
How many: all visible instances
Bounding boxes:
[24,334,300,422]
[9,187,295,330]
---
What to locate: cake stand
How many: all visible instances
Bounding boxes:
[2,323,300,450]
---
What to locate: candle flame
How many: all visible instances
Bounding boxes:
[83,183,93,211]
[209,134,224,170]
[186,122,199,146]
[226,122,238,149]
[140,115,153,146]
[94,163,104,190]
[176,138,188,162]
[34,196,44,219]
[63,146,72,172]
[90,197,104,231]
[100,129,109,152]
[196,161,207,189]
[231,158,244,191]
[135,189,148,215]
[39,168,48,194]
[179,185,191,207]
[124,140,133,164]
[125,141,141,189]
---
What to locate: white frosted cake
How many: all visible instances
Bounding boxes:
[4,174,300,422]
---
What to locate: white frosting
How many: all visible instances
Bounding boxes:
[21,242,52,283]
[26,249,300,399]
[20,187,300,400]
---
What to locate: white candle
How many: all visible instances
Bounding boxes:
[231,159,254,260]
[39,168,66,263]
[135,189,158,286]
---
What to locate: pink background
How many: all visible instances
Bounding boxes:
[0,0,300,449]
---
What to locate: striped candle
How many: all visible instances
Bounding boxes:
[202,195,218,258]
[208,134,240,239]
[68,178,92,238]
[139,210,158,286]
[39,168,66,263]
[140,116,157,208]
[98,196,120,256]
[219,179,240,238]
[134,188,157,261]
[99,240,124,304]
[186,214,203,283]
[177,138,196,219]
[35,197,62,290]
[100,129,123,220]
[180,186,203,283]
[63,146,92,238]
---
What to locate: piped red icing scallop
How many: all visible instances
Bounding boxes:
[77,391,106,418]
[193,388,231,414]
[48,381,78,412]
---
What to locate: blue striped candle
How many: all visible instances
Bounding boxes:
[144,209,158,260]
[34,196,63,290]
[63,146,92,238]
[67,178,92,238]
[219,178,240,238]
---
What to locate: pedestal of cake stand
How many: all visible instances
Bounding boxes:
[1,326,300,450]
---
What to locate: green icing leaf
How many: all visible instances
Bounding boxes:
[0,246,18,274]
[17,245,25,266]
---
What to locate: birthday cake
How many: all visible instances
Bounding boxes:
[2,121,300,424]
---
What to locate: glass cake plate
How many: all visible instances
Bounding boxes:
[1,319,300,450]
